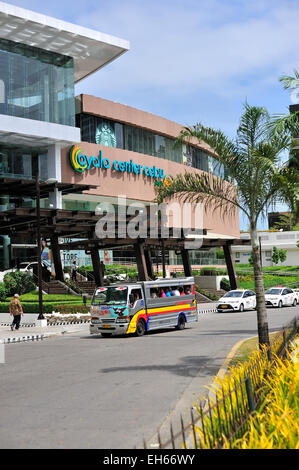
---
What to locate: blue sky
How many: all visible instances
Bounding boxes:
[9,0,299,229]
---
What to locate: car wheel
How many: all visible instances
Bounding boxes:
[293,299,297,307]
[278,300,282,309]
[176,315,186,330]
[135,319,146,337]
[239,303,244,312]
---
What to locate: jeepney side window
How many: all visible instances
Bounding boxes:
[130,288,143,306]
[150,288,158,298]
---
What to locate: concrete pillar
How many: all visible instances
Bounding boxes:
[47,143,62,209]
[90,247,104,286]
[144,248,154,279]
[135,240,149,281]
[50,235,64,282]
[223,244,238,290]
[181,248,192,277]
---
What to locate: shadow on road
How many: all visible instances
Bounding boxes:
[99,354,223,379]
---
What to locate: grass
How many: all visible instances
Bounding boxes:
[6,290,91,304]
[238,274,299,290]
[228,331,282,368]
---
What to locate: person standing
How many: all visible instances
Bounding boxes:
[10,294,23,331]
[71,261,77,282]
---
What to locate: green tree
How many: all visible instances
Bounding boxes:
[272,246,280,265]
[278,248,287,264]
[156,103,296,348]
[4,271,35,297]
[270,70,299,221]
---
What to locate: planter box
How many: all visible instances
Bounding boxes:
[195,275,229,290]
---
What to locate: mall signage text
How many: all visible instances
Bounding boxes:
[70,146,165,179]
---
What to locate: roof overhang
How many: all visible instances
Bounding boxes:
[0,1,130,83]
[0,114,80,147]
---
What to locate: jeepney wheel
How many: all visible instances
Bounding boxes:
[101,333,112,338]
[135,319,146,337]
[176,315,186,330]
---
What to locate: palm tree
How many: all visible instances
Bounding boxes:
[270,70,299,219]
[156,103,296,348]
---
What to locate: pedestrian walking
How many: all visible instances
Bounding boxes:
[10,294,23,330]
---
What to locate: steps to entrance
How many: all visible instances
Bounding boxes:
[42,281,74,296]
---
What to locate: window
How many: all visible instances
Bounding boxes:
[130,288,143,306]
[0,38,75,126]
[77,113,231,181]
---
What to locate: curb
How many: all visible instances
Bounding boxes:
[0,334,49,344]
[0,320,91,327]
[198,308,217,314]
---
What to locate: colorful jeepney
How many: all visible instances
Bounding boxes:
[90,277,198,337]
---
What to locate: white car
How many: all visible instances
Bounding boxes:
[293,288,299,302]
[217,290,256,313]
[265,287,298,308]
[0,261,50,282]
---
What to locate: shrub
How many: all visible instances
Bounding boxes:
[0,283,7,301]
[220,277,230,291]
[195,285,220,300]
[0,302,54,313]
[228,353,299,449]
[52,304,90,314]
[3,271,35,296]
[199,268,227,276]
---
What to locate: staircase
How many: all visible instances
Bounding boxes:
[202,288,226,298]
[42,280,75,295]
[195,292,215,303]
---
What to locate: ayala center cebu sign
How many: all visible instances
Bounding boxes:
[69,146,172,186]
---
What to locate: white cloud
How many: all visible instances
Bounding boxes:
[74,0,299,99]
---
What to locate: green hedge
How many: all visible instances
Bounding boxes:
[0,302,90,313]
[199,268,227,276]
[6,293,89,303]
[53,305,90,314]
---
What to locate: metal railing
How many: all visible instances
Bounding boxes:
[146,316,298,449]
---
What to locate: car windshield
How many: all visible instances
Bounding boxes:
[265,288,282,295]
[93,286,128,305]
[223,291,243,298]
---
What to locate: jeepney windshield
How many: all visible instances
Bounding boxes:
[93,287,128,305]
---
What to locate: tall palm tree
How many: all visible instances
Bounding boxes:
[271,70,299,219]
[156,103,296,348]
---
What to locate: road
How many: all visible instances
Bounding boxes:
[0,305,298,449]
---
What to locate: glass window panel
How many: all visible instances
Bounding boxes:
[0,38,75,126]
[125,125,133,151]
[155,135,165,159]
[115,122,124,149]
[95,120,116,147]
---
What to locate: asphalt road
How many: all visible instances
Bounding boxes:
[0,305,298,449]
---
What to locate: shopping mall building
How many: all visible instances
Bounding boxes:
[0,1,246,286]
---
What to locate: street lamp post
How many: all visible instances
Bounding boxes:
[35,164,44,320]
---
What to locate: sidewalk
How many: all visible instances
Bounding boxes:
[0,322,90,344]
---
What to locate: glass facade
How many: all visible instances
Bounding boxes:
[0,145,49,213]
[78,113,183,163]
[0,145,48,180]
[77,113,231,180]
[0,38,75,126]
